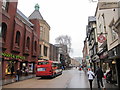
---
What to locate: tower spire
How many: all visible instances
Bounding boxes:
[35,3,39,11]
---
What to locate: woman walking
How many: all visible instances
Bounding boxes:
[87,68,95,90]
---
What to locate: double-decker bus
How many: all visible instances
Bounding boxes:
[36,60,62,78]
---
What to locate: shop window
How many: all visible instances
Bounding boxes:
[5,61,15,75]
[21,63,27,73]
[29,63,33,73]
[26,37,30,50]
[44,46,48,56]
[2,0,9,11]
[15,31,20,46]
[1,22,7,42]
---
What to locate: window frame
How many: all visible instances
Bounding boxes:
[15,31,21,46]
[2,0,9,11]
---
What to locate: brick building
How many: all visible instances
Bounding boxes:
[0,1,40,84]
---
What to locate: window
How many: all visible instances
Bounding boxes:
[40,26,43,30]
[38,62,49,65]
[2,0,9,11]
[5,61,15,75]
[34,41,37,52]
[99,24,102,32]
[44,46,48,56]
[15,31,20,46]
[26,37,30,49]
[1,22,7,42]
[111,26,118,41]
[39,45,41,56]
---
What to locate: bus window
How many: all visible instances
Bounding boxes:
[38,62,49,65]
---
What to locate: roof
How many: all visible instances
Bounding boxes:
[28,10,44,20]
[28,4,44,20]
[17,9,34,26]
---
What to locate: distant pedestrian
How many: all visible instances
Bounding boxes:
[61,66,64,70]
[95,66,104,88]
[106,68,112,83]
[16,68,20,81]
[25,67,28,76]
[87,68,95,90]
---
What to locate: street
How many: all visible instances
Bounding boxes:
[2,68,118,89]
[3,68,89,88]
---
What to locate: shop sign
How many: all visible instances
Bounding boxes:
[100,51,108,59]
[98,2,119,10]
[97,35,106,43]
[1,53,25,60]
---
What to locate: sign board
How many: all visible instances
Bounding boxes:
[97,35,106,43]
[98,2,119,10]
[1,53,25,60]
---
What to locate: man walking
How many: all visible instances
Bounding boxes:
[95,66,104,88]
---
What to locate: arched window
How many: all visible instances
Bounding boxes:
[1,22,7,42]
[34,41,37,52]
[26,37,30,49]
[15,31,20,46]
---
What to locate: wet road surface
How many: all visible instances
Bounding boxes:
[3,68,89,88]
[3,68,117,88]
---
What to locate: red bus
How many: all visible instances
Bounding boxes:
[36,60,62,78]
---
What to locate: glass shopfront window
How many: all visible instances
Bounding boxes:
[21,63,27,73]
[29,63,34,73]
[5,61,16,75]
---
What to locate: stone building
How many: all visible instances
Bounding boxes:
[86,16,98,72]
[95,0,120,87]
[29,4,50,60]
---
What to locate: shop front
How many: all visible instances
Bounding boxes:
[1,53,25,85]
[108,44,120,88]
[92,54,100,72]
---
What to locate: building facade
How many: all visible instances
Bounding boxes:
[1,1,40,84]
[28,4,50,60]
[82,38,89,69]
[70,58,80,67]
[95,0,120,87]
[49,44,59,61]
[86,16,99,72]
[84,0,120,87]
[55,44,70,68]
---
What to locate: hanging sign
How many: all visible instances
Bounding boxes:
[97,35,106,43]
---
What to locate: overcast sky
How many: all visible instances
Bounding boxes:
[17,0,97,58]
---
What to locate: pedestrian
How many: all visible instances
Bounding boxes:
[106,68,112,83]
[87,68,95,90]
[95,66,104,88]
[16,68,20,82]
[61,66,64,70]
[25,67,28,76]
